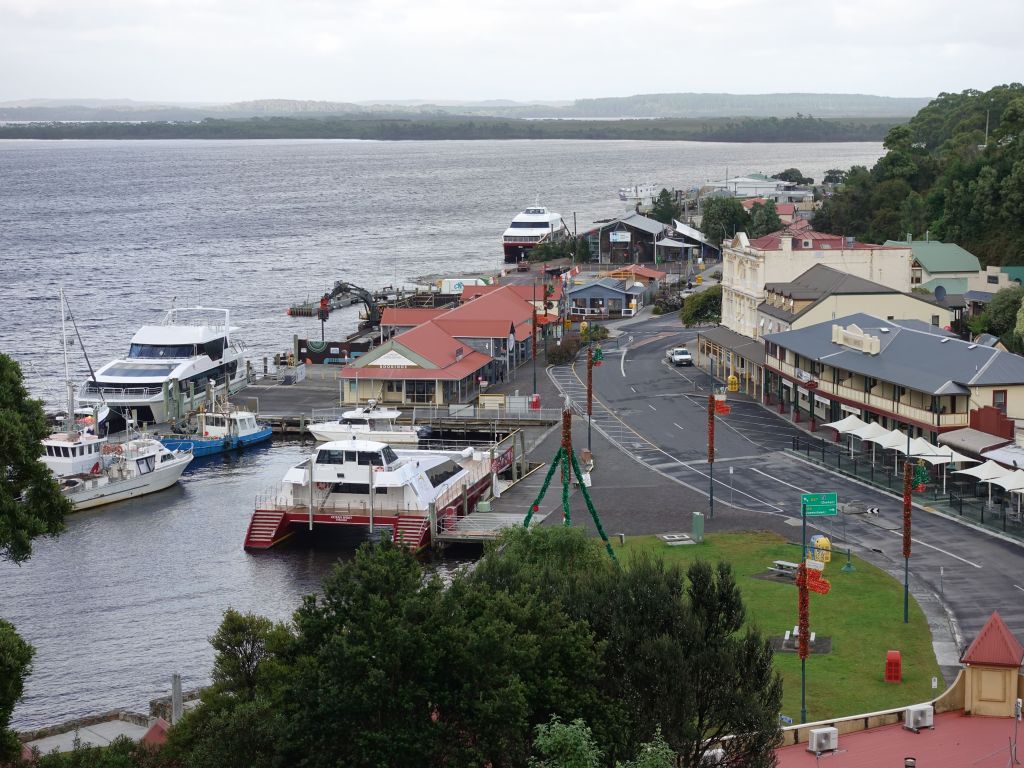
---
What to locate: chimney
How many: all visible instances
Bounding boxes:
[780,232,793,252]
[907,232,913,243]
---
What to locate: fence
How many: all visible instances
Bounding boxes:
[789,435,1024,537]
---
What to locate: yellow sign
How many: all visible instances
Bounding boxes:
[580,321,589,333]
[727,374,739,392]
[696,275,703,285]
[810,535,832,563]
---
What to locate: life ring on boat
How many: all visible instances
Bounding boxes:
[315,482,331,491]
[90,462,101,475]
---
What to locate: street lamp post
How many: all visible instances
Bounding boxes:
[532,278,538,395]
[587,342,593,452]
[903,458,912,624]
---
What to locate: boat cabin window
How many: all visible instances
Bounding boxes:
[356,451,383,466]
[342,418,369,426]
[381,446,398,465]
[206,415,226,427]
[315,449,346,465]
[128,343,199,359]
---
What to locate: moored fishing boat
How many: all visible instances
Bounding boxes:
[307,400,429,446]
[158,407,272,458]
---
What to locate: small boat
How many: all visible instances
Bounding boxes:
[308,400,430,446]
[158,407,272,458]
[56,437,193,510]
[243,439,493,551]
[618,183,658,202]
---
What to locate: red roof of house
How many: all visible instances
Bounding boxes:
[740,198,796,216]
[961,611,1024,667]
[614,264,668,280]
[748,226,898,251]
[776,711,1014,767]
[789,218,812,232]
[461,282,563,303]
[340,321,492,381]
[380,308,448,326]
[435,318,515,339]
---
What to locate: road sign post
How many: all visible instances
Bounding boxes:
[799,492,837,724]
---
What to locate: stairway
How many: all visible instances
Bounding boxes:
[244,510,288,550]
[393,516,431,551]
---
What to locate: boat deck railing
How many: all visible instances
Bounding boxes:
[80,384,164,399]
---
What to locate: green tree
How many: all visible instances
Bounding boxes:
[700,198,750,242]
[985,284,1024,337]
[748,200,783,238]
[1,354,69,564]
[680,285,722,327]
[823,169,848,185]
[649,189,682,225]
[209,609,280,700]
[0,620,34,760]
[0,355,71,761]
[771,168,813,185]
[529,717,602,768]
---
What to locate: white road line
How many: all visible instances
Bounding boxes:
[620,345,628,377]
[630,386,636,393]
[889,531,982,568]
[749,467,811,494]
[1015,585,1024,593]
[674,422,685,430]
[648,404,657,411]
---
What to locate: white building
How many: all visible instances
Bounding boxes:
[721,224,912,339]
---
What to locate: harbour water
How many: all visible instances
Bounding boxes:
[0,139,884,728]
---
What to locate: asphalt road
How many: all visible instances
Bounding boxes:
[549,313,1024,678]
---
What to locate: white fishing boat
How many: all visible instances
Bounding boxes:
[308,400,429,446]
[501,204,569,264]
[77,306,248,428]
[618,183,659,202]
[57,437,193,510]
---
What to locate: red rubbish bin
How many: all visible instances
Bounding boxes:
[529,394,541,410]
[885,650,902,683]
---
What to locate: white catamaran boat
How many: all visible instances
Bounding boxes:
[77,307,248,427]
[501,204,568,264]
[244,439,493,551]
[42,290,194,509]
[308,400,429,446]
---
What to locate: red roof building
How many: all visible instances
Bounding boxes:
[961,611,1024,668]
[339,285,548,405]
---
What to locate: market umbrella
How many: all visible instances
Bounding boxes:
[823,414,868,453]
[953,460,1015,506]
[848,421,889,462]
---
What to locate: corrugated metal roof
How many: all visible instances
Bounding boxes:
[764,264,898,300]
[619,212,667,235]
[938,428,1011,456]
[885,239,982,273]
[763,313,1024,394]
[698,325,766,365]
[961,612,1024,667]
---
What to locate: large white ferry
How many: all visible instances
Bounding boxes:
[501,205,569,263]
[77,307,248,428]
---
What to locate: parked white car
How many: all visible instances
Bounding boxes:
[669,347,693,366]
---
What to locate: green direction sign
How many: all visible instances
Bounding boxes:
[801,492,838,517]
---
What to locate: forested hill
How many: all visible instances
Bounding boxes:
[0,114,901,142]
[812,84,1024,265]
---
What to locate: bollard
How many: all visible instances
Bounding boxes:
[618,533,625,546]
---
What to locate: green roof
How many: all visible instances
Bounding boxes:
[919,276,967,294]
[884,240,981,274]
[1001,266,1024,284]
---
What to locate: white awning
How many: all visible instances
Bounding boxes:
[656,238,695,249]
[868,429,912,450]
[823,414,868,434]
[991,469,1024,491]
[952,460,1014,481]
[848,422,889,441]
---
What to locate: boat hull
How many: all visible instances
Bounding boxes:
[307,424,420,446]
[63,455,192,510]
[159,427,272,458]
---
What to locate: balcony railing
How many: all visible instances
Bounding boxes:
[769,359,969,428]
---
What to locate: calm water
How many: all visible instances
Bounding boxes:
[0,139,883,727]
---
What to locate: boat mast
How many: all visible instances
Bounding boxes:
[60,288,74,431]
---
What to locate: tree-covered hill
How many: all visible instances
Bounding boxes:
[813,84,1024,264]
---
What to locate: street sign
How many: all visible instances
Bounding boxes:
[801,492,837,517]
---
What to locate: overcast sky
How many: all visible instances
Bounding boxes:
[0,0,1020,104]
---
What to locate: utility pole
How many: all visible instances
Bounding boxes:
[707,394,715,519]
[903,459,912,624]
[532,278,538,395]
[587,343,593,452]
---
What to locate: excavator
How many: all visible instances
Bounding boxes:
[320,280,381,330]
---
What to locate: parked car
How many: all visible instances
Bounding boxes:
[669,347,693,366]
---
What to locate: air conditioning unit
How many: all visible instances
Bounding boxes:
[905,703,934,732]
[701,747,725,765]
[806,727,838,754]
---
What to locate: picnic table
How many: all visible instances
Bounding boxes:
[769,560,800,576]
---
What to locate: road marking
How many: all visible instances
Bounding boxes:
[889,531,982,568]
[674,422,684,430]
[749,467,811,494]
[648,404,657,411]
[1015,585,1024,593]
[630,386,636,393]
[620,345,628,377]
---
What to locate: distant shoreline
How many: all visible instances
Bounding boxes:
[0,115,903,143]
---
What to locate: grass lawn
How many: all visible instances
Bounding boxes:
[621,532,941,722]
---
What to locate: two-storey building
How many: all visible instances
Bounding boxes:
[762,313,1024,441]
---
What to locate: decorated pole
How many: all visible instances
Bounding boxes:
[797,561,810,724]
[903,459,912,624]
[560,407,573,525]
[531,279,538,395]
[707,394,715,519]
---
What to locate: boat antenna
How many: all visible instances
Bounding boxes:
[60,288,73,430]
[62,292,105,408]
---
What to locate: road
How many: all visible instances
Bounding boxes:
[549,313,1024,677]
